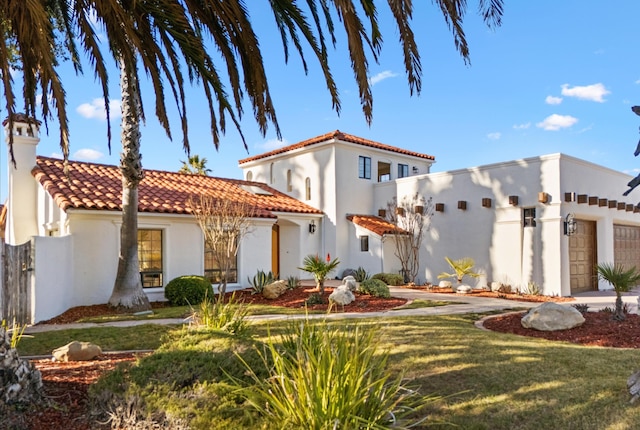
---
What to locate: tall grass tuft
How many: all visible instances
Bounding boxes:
[1,318,29,348]
[191,292,251,336]
[238,319,428,429]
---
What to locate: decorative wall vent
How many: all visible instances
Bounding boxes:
[482,198,492,208]
[378,209,386,217]
[458,200,467,210]
[538,192,549,204]
[396,207,405,216]
[564,192,576,202]
[618,202,626,210]
[598,198,608,207]
[435,203,445,212]
[508,195,519,206]
[414,205,424,215]
[588,196,598,205]
[627,204,634,212]
[577,194,588,204]
[608,200,617,209]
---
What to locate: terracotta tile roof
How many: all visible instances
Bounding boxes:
[346,214,410,236]
[33,156,323,218]
[238,130,435,164]
[2,113,41,126]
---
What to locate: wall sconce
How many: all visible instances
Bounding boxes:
[412,166,419,174]
[508,195,519,206]
[482,198,492,208]
[564,213,577,236]
[538,192,549,204]
[309,220,316,234]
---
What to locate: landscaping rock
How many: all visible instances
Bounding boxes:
[438,280,452,288]
[262,280,288,299]
[52,341,102,362]
[456,285,472,294]
[0,327,42,404]
[342,276,357,292]
[329,285,355,306]
[521,302,585,331]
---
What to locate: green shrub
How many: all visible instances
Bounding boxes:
[248,270,277,294]
[164,275,213,306]
[358,278,391,298]
[192,292,251,337]
[372,272,404,286]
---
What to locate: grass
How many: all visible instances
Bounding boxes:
[21,314,640,429]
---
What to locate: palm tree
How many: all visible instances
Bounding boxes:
[299,254,340,294]
[596,263,640,321]
[179,155,212,176]
[2,1,504,309]
[438,257,480,285]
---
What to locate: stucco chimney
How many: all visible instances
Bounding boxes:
[3,114,41,245]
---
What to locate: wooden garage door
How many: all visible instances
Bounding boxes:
[569,220,597,294]
[614,224,640,271]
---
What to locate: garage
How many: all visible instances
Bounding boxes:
[569,220,597,294]
[614,224,640,271]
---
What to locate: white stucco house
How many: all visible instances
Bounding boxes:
[3,117,640,323]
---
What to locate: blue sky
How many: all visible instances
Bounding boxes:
[3,1,640,202]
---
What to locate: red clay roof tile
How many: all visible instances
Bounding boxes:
[238,130,435,164]
[33,156,323,218]
[346,214,410,236]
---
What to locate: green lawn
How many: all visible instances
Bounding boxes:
[18,314,640,429]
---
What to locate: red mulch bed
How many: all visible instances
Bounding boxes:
[11,287,633,429]
[408,285,575,303]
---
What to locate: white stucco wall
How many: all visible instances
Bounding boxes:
[32,236,73,323]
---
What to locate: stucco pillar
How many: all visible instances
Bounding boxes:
[4,115,40,245]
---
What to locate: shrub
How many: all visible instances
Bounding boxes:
[372,272,404,286]
[248,270,277,294]
[305,292,326,305]
[358,278,391,298]
[164,275,213,306]
[572,303,590,315]
[191,292,251,337]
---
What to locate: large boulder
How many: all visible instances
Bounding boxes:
[262,280,288,299]
[521,302,585,331]
[342,276,357,292]
[329,285,355,306]
[52,341,102,362]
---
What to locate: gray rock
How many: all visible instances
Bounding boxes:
[52,341,102,362]
[456,285,472,294]
[521,302,585,331]
[262,280,288,299]
[342,276,357,292]
[0,327,42,403]
[438,280,452,288]
[329,285,355,306]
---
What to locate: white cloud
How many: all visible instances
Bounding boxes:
[73,148,104,161]
[255,138,289,151]
[545,95,563,105]
[561,83,610,102]
[50,152,63,159]
[487,132,501,140]
[76,98,121,120]
[368,71,399,86]
[536,114,578,131]
[513,123,531,130]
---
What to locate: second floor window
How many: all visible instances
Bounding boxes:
[359,156,371,179]
[398,164,409,178]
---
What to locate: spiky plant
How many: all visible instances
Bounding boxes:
[438,257,480,284]
[299,254,340,294]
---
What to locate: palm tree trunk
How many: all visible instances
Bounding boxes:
[108,63,150,311]
[614,293,626,321]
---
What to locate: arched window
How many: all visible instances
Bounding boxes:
[287,169,292,192]
[270,163,274,184]
[246,171,253,181]
[305,177,311,200]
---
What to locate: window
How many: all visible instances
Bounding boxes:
[378,161,391,182]
[358,156,371,179]
[204,242,238,284]
[246,171,253,181]
[138,229,163,287]
[287,169,293,192]
[360,235,369,252]
[305,177,311,200]
[270,163,274,184]
[523,208,536,227]
[398,164,409,178]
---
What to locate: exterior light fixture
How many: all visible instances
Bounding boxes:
[309,220,316,234]
[564,213,577,236]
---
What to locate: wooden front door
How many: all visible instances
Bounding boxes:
[614,224,640,272]
[271,224,280,276]
[569,220,597,294]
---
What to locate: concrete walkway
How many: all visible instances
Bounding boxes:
[26,285,632,334]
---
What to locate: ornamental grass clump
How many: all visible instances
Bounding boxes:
[191,292,251,337]
[238,319,426,429]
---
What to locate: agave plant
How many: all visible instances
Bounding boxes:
[438,257,480,285]
[299,254,340,294]
[596,262,640,321]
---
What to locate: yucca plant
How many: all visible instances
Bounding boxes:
[237,319,428,429]
[299,254,340,294]
[596,262,640,321]
[438,257,480,285]
[248,270,277,294]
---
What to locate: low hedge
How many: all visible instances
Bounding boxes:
[164,275,213,306]
[358,278,391,298]
[372,273,404,286]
